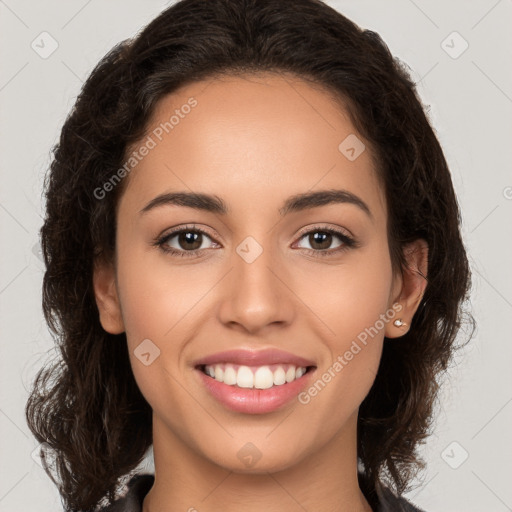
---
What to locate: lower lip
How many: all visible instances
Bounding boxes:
[196,367,316,414]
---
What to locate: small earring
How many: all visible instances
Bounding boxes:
[393,318,407,328]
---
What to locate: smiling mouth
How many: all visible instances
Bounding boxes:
[197,363,316,389]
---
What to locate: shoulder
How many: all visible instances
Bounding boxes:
[97,474,154,512]
[358,470,426,512]
[376,484,426,512]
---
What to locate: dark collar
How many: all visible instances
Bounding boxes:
[100,472,426,512]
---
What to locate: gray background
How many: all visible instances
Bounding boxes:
[1,0,511,510]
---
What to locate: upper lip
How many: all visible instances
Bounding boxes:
[194,349,316,368]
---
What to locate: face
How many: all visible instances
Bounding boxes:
[96,72,407,474]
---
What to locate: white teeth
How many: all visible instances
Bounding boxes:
[285,366,296,383]
[295,367,306,379]
[254,366,274,389]
[203,363,309,388]
[237,366,254,388]
[273,366,286,386]
[214,365,224,382]
[223,365,237,385]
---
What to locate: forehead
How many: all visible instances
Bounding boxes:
[119,72,386,221]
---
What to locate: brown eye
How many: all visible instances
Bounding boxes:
[175,231,203,251]
[294,226,358,257]
[296,229,345,252]
[307,231,334,250]
[156,226,219,257]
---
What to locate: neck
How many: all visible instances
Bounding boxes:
[143,413,372,512]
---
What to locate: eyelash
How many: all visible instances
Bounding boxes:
[153,224,359,259]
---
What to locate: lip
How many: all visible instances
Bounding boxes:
[193,348,316,368]
[193,348,317,414]
[196,365,316,414]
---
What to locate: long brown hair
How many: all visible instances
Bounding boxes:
[25,0,474,510]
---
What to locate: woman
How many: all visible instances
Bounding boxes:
[25,0,473,511]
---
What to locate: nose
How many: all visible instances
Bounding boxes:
[217,241,295,335]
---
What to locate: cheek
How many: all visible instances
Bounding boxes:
[113,241,197,385]
[115,242,213,346]
[302,243,394,349]
[295,244,394,412]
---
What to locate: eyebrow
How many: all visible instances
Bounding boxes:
[139,189,372,219]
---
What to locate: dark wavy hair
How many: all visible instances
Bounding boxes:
[25,0,474,510]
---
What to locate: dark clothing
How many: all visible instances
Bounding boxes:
[99,473,426,511]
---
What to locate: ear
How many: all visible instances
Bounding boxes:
[385,238,428,338]
[92,257,125,334]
